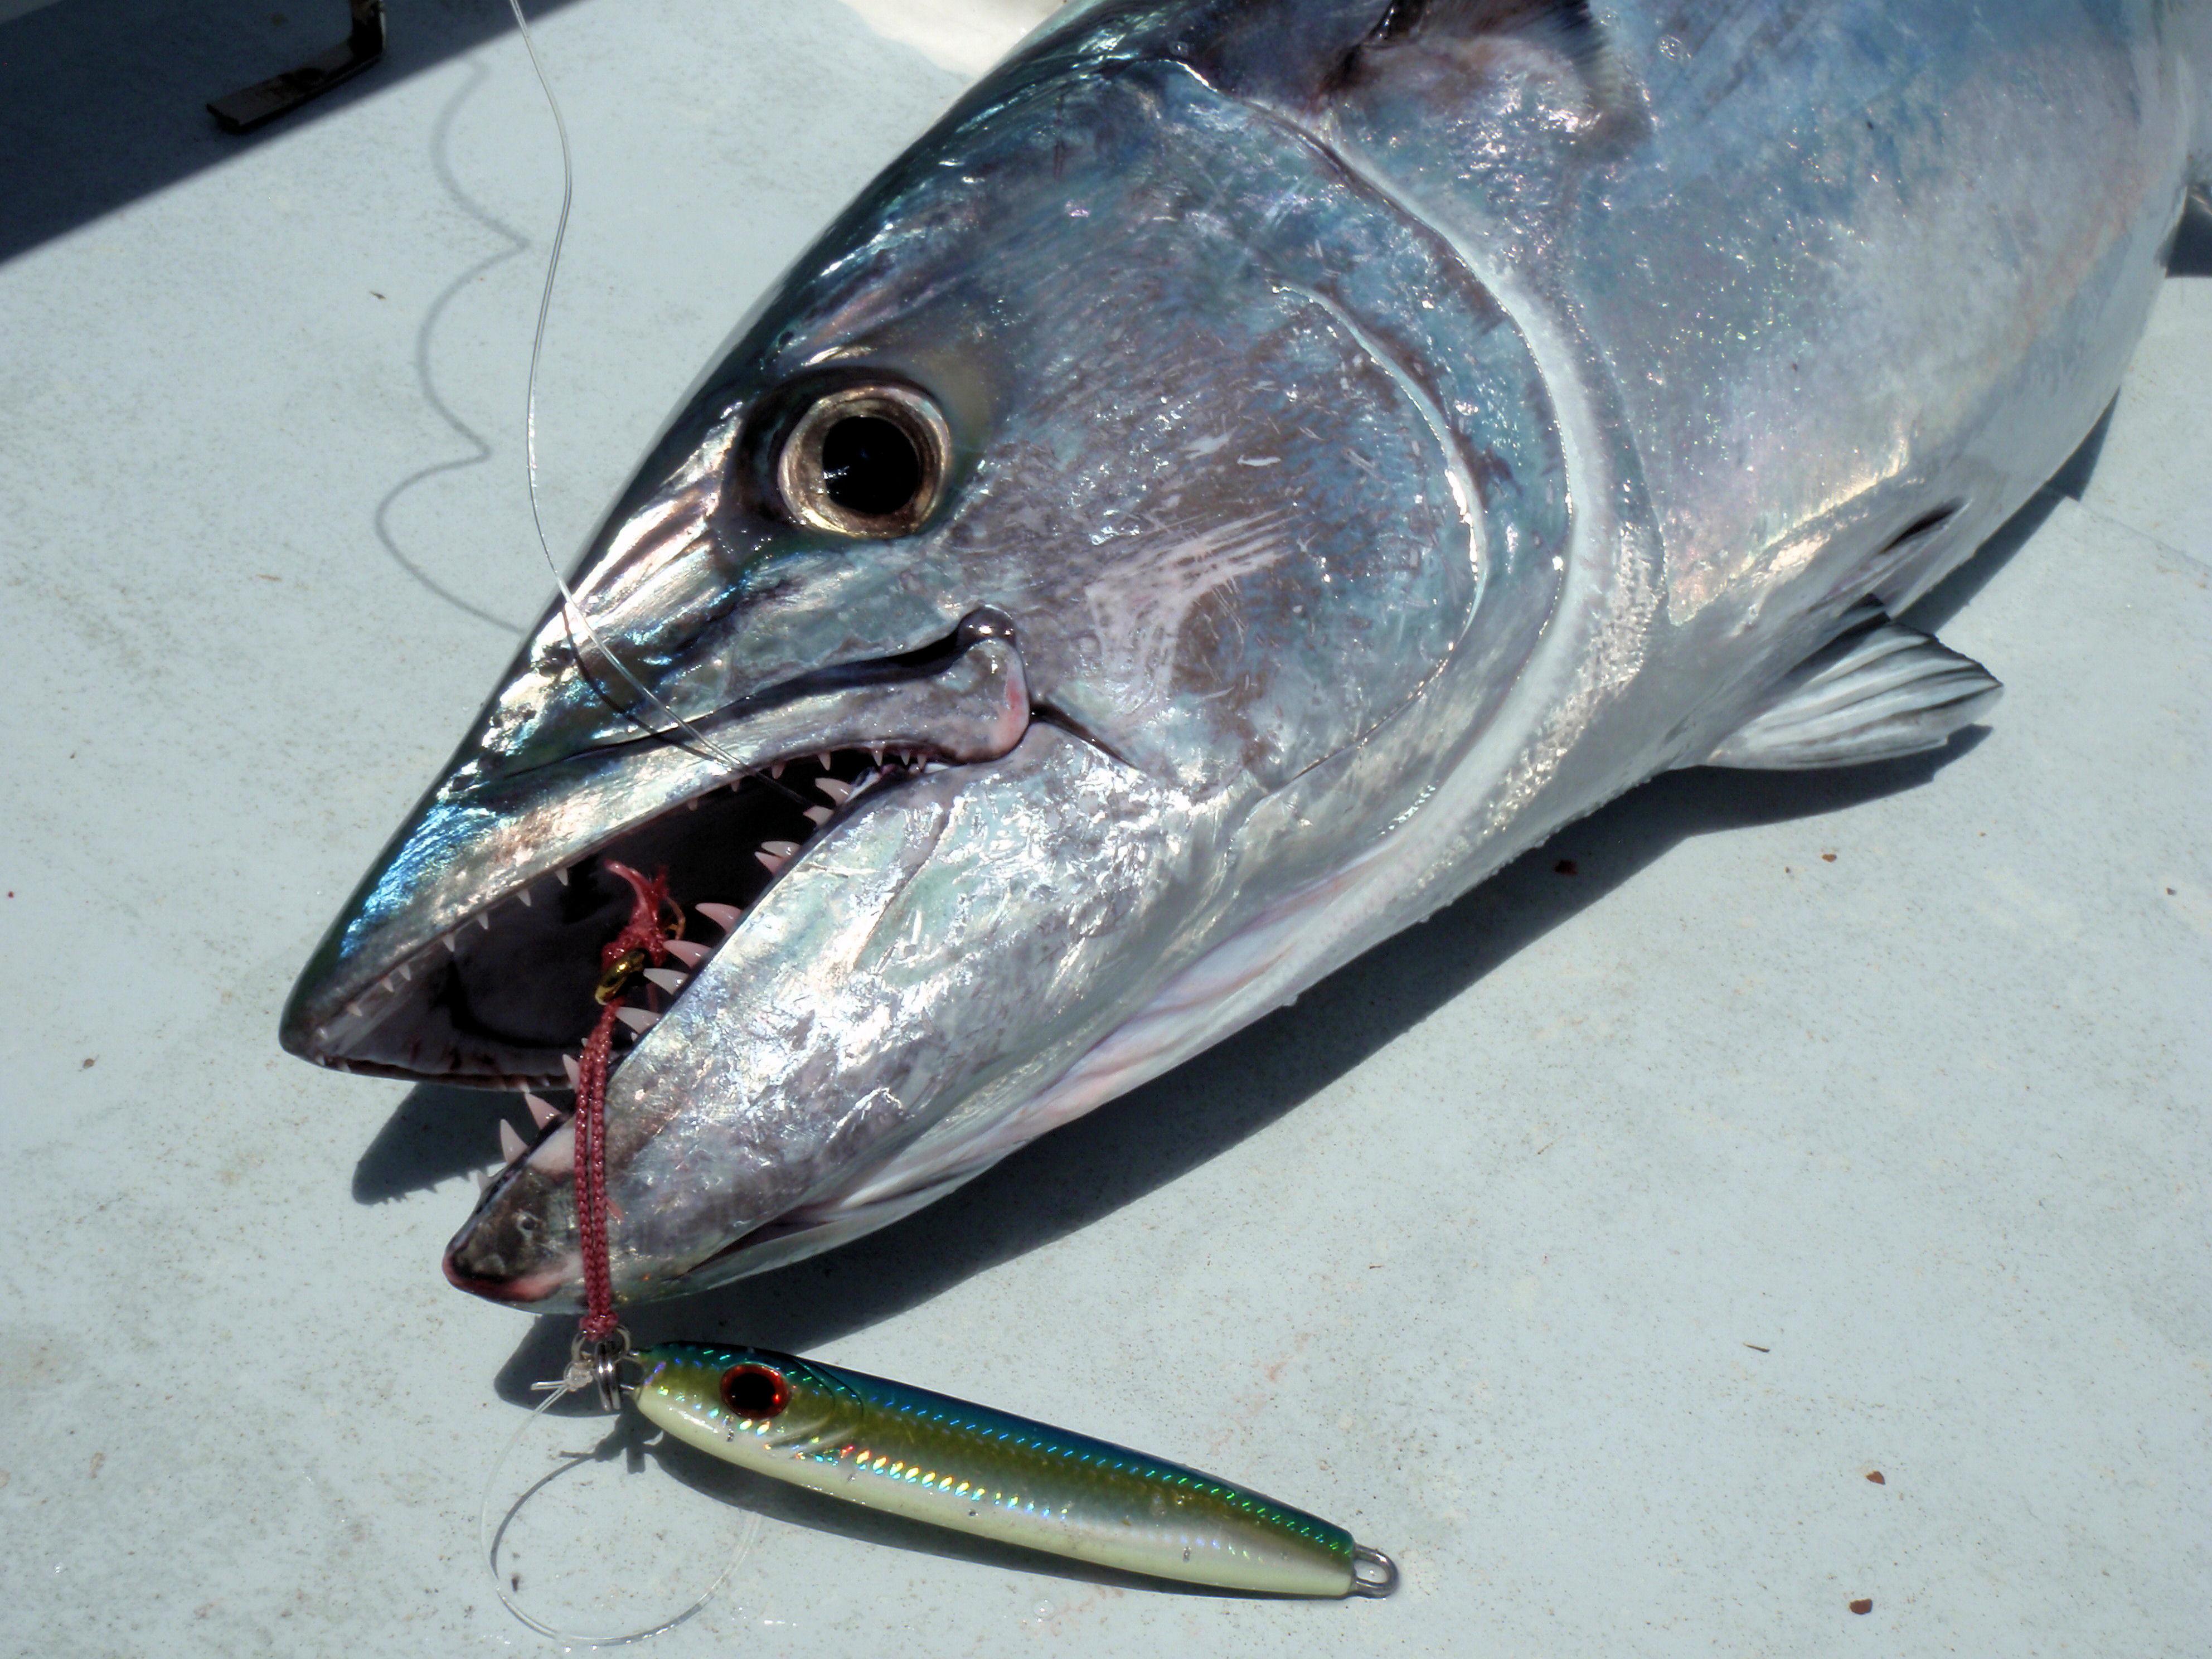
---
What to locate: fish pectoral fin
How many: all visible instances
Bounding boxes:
[1702,615,2002,772]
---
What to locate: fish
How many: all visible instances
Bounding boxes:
[632,1341,1396,1595]
[280,0,2212,1311]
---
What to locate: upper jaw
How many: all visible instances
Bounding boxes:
[279,622,1029,1086]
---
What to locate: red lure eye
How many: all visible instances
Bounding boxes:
[720,1364,792,1419]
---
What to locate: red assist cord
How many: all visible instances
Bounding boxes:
[574,860,676,1344]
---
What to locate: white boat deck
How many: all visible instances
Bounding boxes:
[1,3,2203,1653]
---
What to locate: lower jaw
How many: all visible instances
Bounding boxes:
[441,716,1200,1312]
[445,1129,969,1309]
[657,1171,981,1296]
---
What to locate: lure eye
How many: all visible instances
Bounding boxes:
[774,383,950,537]
[720,1364,792,1420]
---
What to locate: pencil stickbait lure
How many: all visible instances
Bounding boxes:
[632,1342,1396,1598]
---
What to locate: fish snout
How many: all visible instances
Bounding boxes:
[442,1158,583,1308]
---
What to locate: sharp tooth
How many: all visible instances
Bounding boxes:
[688,798,700,811]
[817,778,852,804]
[770,760,784,778]
[554,867,570,885]
[498,1120,528,1163]
[756,841,799,872]
[392,962,411,983]
[696,903,743,932]
[523,1092,560,1128]
[803,805,832,826]
[443,935,459,956]
[642,967,687,994]
[871,746,884,765]
[477,913,492,932]
[815,751,831,768]
[614,1006,658,1035]
[518,888,533,908]
[562,1054,583,1089]
[664,938,710,968]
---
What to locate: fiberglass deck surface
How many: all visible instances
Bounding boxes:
[1,2,2206,1655]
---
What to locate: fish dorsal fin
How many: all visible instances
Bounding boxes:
[1703,612,2002,770]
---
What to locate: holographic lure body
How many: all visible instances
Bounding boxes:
[633,1343,1395,1598]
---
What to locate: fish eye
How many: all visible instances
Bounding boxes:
[720,1362,792,1419]
[774,382,950,537]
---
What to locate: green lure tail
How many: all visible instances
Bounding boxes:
[632,1343,1397,1599]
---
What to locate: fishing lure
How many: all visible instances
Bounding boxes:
[632,1342,1398,1598]
[473,834,1394,1607]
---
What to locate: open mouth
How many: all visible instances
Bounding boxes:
[283,616,1029,1089]
[413,739,955,1302]
[281,615,1038,1298]
[302,745,931,1090]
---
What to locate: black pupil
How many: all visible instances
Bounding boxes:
[819,416,923,518]
[724,1366,785,1417]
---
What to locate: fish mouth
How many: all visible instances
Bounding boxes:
[279,613,1030,1092]
[314,749,914,1083]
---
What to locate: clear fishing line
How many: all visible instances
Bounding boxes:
[503,0,750,778]
[480,1379,759,1645]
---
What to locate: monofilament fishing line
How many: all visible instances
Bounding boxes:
[481,1378,759,1645]
[502,0,753,779]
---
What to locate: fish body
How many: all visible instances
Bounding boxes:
[282,1,2212,1307]
[632,1342,1386,1595]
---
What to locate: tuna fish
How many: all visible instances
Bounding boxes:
[281,0,2212,1311]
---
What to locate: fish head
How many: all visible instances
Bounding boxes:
[283,5,1570,1309]
[633,1343,864,1458]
